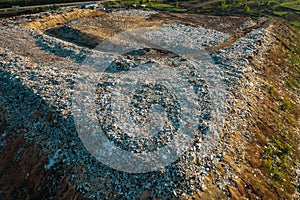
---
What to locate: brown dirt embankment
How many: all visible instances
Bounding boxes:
[25,8,104,31]
[193,20,300,200]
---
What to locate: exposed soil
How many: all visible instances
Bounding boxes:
[25,8,104,30]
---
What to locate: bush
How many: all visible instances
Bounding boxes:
[244,4,250,12]
[282,100,292,110]
[221,0,227,9]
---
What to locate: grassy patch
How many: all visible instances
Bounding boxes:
[263,137,294,193]
[280,0,300,11]
[282,113,297,124]
[285,78,298,87]
[181,0,300,30]
[290,20,300,28]
[148,3,175,9]
[282,100,292,110]
[0,4,59,16]
[273,11,288,16]
[284,50,300,88]
[152,3,175,8]
[289,52,300,64]
[103,0,178,10]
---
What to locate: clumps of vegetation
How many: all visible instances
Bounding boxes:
[221,0,227,10]
[27,5,57,12]
[181,0,300,29]
[0,0,67,8]
[290,53,300,65]
[273,11,288,16]
[281,113,296,125]
[244,4,250,12]
[290,20,300,29]
[103,0,185,12]
[281,100,292,111]
[0,4,60,17]
[284,49,300,89]
[285,79,297,88]
[257,23,300,198]
[263,137,295,193]
[285,48,300,65]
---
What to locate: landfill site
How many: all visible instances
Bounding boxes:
[0,7,299,200]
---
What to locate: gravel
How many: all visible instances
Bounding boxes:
[0,10,274,199]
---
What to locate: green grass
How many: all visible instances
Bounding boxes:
[104,0,177,10]
[290,20,300,28]
[0,4,59,16]
[280,0,300,11]
[286,48,300,65]
[285,50,300,88]
[285,79,298,87]
[263,137,294,192]
[148,3,174,9]
[282,113,297,124]
[282,100,292,110]
[273,11,288,16]
[265,101,298,194]
[181,0,300,30]
[0,0,93,9]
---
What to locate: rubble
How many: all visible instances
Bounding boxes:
[0,9,293,200]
